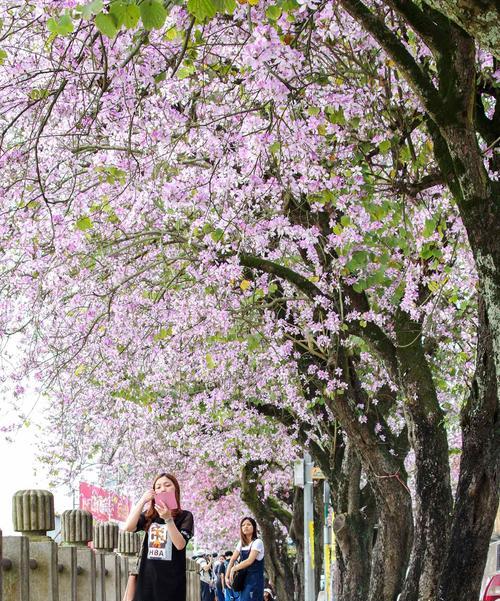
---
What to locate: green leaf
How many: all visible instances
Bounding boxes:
[0,49,6,65]
[247,334,262,351]
[140,0,167,30]
[223,0,236,13]
[210,228,224,242]
[74,364,86,376]
[154,326,172,341]
[28,88,50,100]
[266,4,282,19]
[47,13,74,36]
[420,243,442,260]
[352,279,368,293]
[117,2,141,29]
[281,0,299,10]
[206,353,216,369]
[165,26,179,40]
[187,0,217,20]
[325,106,345,125]
[75,216,93,231]
[76,0,104,19]
[378,140,391,154]
[109,1,127,28]
[346,250,368,272]
[95,13,119,38]
[423,217,437,238]
[154,71,167,83]
[176,64,196,79]
[269,141,281,155]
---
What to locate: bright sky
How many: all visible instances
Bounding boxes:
[0,391,73,535]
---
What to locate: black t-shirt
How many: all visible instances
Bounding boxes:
[215,562,226,590]
[134,510,194,601]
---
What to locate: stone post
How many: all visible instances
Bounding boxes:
[60,509,95,601]
[61,509,93,546]
[186,558,200,601]
[13,490,58,601]
[116,531,142,600]
[2,535,30,601]
[94,522,119,601]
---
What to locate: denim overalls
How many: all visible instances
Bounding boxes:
[239,543,264,601]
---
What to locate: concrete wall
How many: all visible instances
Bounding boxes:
[1,490,200,601]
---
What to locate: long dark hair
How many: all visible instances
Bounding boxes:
[144,473,182,531]
[240,516,258,546]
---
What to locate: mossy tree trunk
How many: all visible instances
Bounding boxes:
[240,462,296,601]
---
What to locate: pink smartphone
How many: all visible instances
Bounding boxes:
[155,491,178,510]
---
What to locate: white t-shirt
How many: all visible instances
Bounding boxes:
[196,557,212,584]
[236,538,265,561]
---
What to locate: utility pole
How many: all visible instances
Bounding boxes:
[323,481,332,601]
[304,452,316,601]
[294,453,317,601]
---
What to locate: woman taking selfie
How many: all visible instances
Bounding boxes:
[226,517,265,601]
[124,473,194,601]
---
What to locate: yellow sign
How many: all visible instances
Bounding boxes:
[309,520,315,568]
[325,543,331,599]
[312,466,325,480]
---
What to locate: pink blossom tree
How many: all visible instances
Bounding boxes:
[0,2,497,601]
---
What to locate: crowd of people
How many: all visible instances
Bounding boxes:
[194,544,277,601]
[121,473,276,601]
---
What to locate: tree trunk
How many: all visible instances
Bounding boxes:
[395,310,453,601]
[332,444,374,601]
[327,356,414,601]
[240,464,295,601]
[438,296,500,600]
[423,0,500,59]
[289,486,305,601]
[313,481,325,599]
[445,124,500,386]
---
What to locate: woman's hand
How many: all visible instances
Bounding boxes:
[155,500,173,521]
[140,489,155,506]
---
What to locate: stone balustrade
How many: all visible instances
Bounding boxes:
[0,489,201,601]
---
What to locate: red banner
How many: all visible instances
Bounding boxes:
[79,482,131,522]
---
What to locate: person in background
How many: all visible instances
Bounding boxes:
[196,553,214,601]
[214,553,227,601]
[222,550,239,601]
[210,553,219,600]
[227,517,264,601]
[263,588,275,601]
[124,472,194,601]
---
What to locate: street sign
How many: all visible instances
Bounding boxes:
[294,459,305,488]
[312,466,325,480]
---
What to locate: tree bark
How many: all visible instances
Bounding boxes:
[289,486,305,601]
[423,0,500,59]
[332,444,374,601]
[240,463,295,601]
[313,481,325,599]
[438,296,500,600]
[395,310,453,601]
[327,352,413,601]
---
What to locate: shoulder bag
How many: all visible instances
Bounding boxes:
[232,541,254,592]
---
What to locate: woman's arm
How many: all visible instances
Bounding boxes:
[165,519,187,550]
[232,548,259,571]
[225,549,240,587]
[156,502,186,550]
[124,490,153,532]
